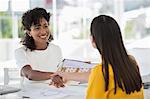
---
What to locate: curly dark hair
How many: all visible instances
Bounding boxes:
[21,7,53,51]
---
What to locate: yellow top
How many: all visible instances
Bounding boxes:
[86,64,144,99]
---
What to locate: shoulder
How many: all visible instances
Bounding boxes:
[92,64,102,73]
[48,43,62,51]
[128,55,138,65]
[15,46,26,53]
[92,64,114,76]
[15,46,28,60]
[128,54,135,60]
[48,43,60,48]
[15,46,32,56]
[128,55,141,72]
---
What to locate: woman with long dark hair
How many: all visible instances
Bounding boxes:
[86,15,144,99]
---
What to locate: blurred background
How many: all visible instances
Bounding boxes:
[0,0,150,84]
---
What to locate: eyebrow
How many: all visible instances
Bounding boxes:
[32,23,49,27]
[33,24,40,27]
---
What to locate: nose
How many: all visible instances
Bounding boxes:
[40,27,48,35]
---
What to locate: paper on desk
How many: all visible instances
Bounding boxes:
[18,86,85,99]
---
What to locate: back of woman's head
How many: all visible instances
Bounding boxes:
[90,15,123,53]
[21,7,53,51]
[90,15,142,94]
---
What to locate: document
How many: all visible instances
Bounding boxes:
[58,59,97,68]
[18,84,86,99]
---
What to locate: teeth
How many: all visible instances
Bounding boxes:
[40,35,47,39]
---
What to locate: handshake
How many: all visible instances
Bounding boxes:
[50,70,90,88]
[50,72,69,88]
[49,59,93,88]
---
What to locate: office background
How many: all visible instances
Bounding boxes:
[0,0,150,84]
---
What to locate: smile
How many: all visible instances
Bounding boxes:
[39,35,47,39]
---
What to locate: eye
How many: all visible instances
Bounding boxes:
[34,26,40,30]
[44,25,48,28]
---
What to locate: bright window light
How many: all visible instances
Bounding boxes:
[11,0,29,12]
[0,0,9,11]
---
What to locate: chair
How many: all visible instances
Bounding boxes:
[4,68,21,85]
[0,60,21,85]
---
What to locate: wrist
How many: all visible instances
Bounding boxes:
[65,72,73,81]
[48,72,54,79]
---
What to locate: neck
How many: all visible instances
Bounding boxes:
[36,42,48,50]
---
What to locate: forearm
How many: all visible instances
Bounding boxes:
[66,72,90,83]
[21,65,54,81]
[27,70,53,81]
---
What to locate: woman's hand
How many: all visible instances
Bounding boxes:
[55,71,69,83]
[50,74,65,88]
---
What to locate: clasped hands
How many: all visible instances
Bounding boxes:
[50,72,68,88]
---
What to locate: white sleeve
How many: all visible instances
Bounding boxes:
[56,46,63,63]
[15,48,30,69]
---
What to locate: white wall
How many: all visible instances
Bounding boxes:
[0,39,20,62]
[53,39,100,63]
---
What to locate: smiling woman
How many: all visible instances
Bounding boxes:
[21,7,53,51]
[28,18,50,50]
[14,7,63,86]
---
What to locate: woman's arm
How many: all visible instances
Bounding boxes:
[51,70,90,88]
[21,65,54,81]
[15,47,63,81]
[57,70,91,83]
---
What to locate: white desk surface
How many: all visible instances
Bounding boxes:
[0,73,150,99]
[0,83,150,99]
[0,83,87,99]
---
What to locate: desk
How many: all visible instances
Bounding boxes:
[0,64,150,99]
[0,83,87,99]
[1,83,150,99]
